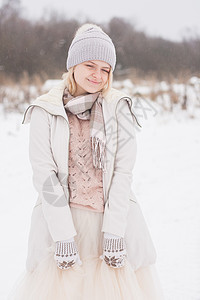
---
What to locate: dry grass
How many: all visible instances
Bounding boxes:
[0,70,199,113]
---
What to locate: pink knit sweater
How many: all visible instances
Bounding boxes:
[66,110,104,213]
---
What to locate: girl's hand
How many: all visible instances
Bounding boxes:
[54,237,82,270]
[100,232,127,268]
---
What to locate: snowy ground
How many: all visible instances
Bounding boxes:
[0,100,200,299]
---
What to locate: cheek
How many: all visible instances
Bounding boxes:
[77,71,89,82]
[102,73,109,84]
[74,71,84,85]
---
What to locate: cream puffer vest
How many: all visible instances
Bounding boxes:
[22,80,157,272]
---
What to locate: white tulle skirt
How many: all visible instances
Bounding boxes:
[8,207,165,300]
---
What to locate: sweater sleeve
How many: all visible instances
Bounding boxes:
[29,106,77,242]
[101,98,137,237]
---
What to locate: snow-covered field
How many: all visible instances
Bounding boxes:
[0,82,200,299]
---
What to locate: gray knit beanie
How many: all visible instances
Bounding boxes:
[66,23,116,71]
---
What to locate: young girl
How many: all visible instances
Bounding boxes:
[9,23,164,299]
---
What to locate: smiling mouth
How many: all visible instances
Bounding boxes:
[88,79,101,85]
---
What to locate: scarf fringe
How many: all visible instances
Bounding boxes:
[91,136,106,172]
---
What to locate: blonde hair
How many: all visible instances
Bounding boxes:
[62,66,113,98]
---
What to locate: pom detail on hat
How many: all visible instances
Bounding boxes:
[75,23,103,36]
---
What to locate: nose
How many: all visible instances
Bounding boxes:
[92,68,101,80]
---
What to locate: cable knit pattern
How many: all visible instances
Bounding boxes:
[66,110,104,213]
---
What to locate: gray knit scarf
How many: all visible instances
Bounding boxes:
[63,88,106,172]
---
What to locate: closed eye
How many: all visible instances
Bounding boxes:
[85,64,94,68]
[85,63,110,73]
[102,69,110,73]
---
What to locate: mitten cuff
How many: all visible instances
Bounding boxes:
[103,236,126,252]
[55,240,78,257]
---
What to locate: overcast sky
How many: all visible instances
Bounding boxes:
[1,0,200,41]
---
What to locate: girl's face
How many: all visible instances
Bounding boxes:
[73,60,111,96]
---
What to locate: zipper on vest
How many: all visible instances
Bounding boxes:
[66,115,70,204]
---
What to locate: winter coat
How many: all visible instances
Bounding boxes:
[22,80,157,272]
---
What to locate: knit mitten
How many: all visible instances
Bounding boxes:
[54,237,82,270]
[100,232,127,268]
